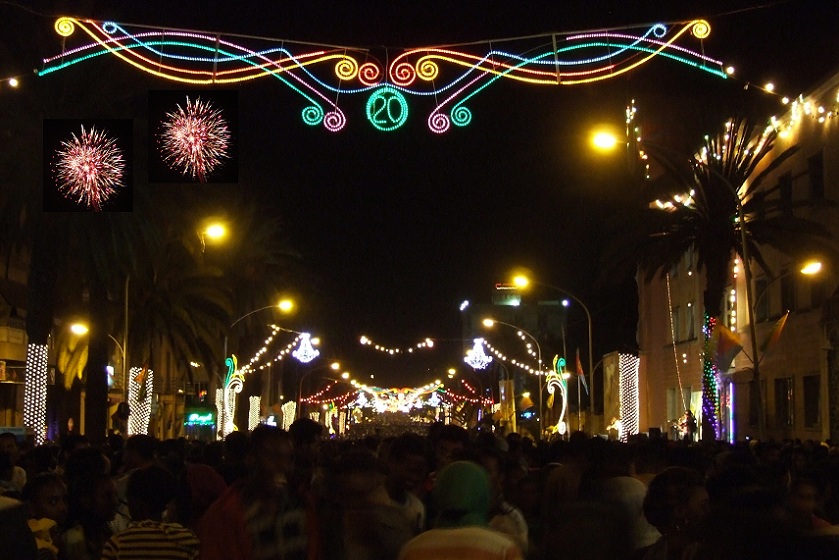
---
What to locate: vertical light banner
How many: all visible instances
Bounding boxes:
[23,343,49,444]
[619,353,640,443]
[128,366,154,436]
[281,401,296,431]
[248,396,261,431]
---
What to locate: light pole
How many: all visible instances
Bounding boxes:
[482,318,544,439]
[223,299,295,364]
[298,361,339,419]
[70,323,126,392]
[513,275,594,432]
[752,261,822,315]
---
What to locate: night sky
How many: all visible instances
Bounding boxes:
[3,0,837,386]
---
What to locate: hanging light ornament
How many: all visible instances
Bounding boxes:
[464,338,492,369]
[292,333,320,363]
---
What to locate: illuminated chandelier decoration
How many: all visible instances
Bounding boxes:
[41,17,723,133]
[546,356,569,436]
[292,333,319,363]
[464,338,492,369]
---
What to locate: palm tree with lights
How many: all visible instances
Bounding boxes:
[605,117,837,439]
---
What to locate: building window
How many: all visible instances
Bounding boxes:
[803,375,820,428]
[811,277,827,308]
[774,377,794,428]
[780,270,796,312]
[666,387,678,423]
[779,171,793,217]
[809,152,824,200]
[755,277,769,322]
[687,302,696,340]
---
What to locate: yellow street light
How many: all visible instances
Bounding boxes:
[447,368,456,378]
[70,323,89,335]
[801,261,822,275]
[341,371,350,380]
[278,299,295,313]
[591,130,619,151]
[204,223,227,241]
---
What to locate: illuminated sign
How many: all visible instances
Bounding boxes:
[185,412,215,426]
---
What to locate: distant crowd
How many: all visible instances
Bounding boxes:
[3,425,839,559]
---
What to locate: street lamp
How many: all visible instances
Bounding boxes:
[70,322,126,393]
[753,260,822,312]
[298,361,340,418]
[482,318,544,439]
[512,274,594,432]
[223,299,296,361]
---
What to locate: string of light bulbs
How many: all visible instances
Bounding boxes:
[358,335,435,355]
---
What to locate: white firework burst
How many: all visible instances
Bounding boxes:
[54,125,125,211]
[159,96,231,182]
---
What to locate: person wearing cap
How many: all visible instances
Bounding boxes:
[398,461,522,560]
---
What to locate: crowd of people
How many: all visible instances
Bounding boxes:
[2,423,839,559]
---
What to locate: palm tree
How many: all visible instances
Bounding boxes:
[609,117,837,439]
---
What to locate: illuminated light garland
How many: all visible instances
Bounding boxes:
[292,333,319,363]
[483,340,544,376]
[358,335,435,355]
[158,96,231,182]
[53,125,125,211]
[128,366,154,436]
[41,17,725,133]
[464,338,492,369]
[248,396,261,431]
[618,353,640,443]
[23,343,49,445]
[281,401,296,431]
[238,327,304,375]
[216,355,244,439]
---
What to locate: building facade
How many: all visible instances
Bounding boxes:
[638,69,839,441]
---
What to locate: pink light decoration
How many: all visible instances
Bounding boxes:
[54,125,125,211]
[158,96,230,182]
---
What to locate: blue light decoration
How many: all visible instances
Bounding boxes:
[40,17,724,133]
[464,338,492,369]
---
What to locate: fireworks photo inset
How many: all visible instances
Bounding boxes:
[158,96,231,183]
[45,120,132,212]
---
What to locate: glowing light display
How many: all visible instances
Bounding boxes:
[41,17,724,133]
[128,366,154,436]
[546,356,569,436]
[216,355,244,439]
[292,333,319,363]
[248,396,261,431]
[702,315,721,439]
[53,125,125,211]
[281,401,296,431]
[158,96,230,182]
[618,353,640,443]
[23,343,49,445]
[464,338,492,369]
[359,335,435,355]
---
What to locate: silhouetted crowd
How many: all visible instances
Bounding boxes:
[3,424,839,559]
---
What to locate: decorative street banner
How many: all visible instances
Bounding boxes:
[40,17,724,133]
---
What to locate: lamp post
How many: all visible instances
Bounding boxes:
[482,318,544,439]
[513,275,594,432]
[70,323,126,392]
[298,361,339,419]
[752,261,822,314]
[223,299,295,364]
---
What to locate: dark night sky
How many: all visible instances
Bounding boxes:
[4,0,838,385]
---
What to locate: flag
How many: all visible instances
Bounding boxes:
[709,323,743,372]
[576,348,589,395]
[759,311,789,356]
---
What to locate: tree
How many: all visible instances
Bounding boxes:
[607,117,837,439]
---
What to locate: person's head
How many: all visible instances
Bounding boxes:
[476,446,507,502]
[785,470,826,521]
[123,434,157,470]
[127,464,178,522]
[247,425,294,486]
[434,425,469,471]
[0,432,20,464]
[224,431,249,462]
[335,448,386,507]
[22,472,68,525]
[385,432,428,497]
[68,472,118,525]
[288,418,323,462]
[643,466,709,538]
[432,461,490,528]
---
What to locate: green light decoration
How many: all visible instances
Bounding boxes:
[366,87,409,131]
